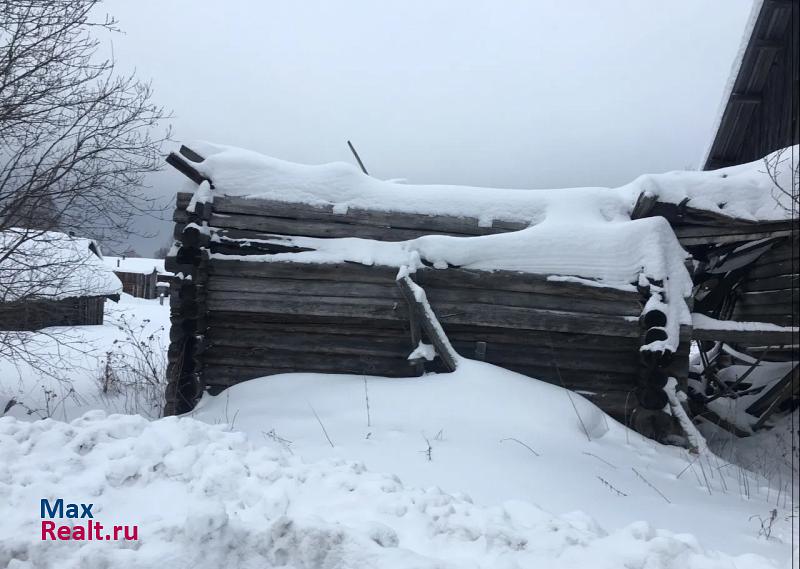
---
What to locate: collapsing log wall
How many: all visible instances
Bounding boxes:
[164,149,691,435]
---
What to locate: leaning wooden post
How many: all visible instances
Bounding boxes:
[396,271,458,372]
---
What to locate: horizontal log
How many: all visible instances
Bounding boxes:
[748,258,798,279]
[212,195,529,236]
[208,259,399,283]
[203,348,412,375]
[206,295,408,321]
[205,293,640,337]
[206,328,412,357]
[736,290,796,306]
[450,341,638,373]
[692,325,797,345]
[207,311,410,331]
[678,230,794,246]
[424,286,641,316]
[418,267,641,302]
[205,275,640,316]
[734,301,798,316]
[208,212,455,241]
[731,311,795,326]
[672,221,792,238]
[202,362,415,386]
[441,324,640,349]
[740,274,798,292]
[207,275,403,300]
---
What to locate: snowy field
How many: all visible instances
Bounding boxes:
[0,297,797,568]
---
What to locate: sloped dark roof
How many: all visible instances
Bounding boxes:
[704,0,798,170]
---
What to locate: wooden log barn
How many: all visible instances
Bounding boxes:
[0,230,122,330]
[163,0,797,442]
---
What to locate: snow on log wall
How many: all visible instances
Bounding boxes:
[165,185,690,433]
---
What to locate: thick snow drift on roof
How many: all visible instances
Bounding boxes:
[629,145,797,222]
[102,256,169,276]
[0,230,122,302]
[0,410,783,568]
[191,140,793,223]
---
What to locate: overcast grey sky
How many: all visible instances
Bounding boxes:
[103,0,754,255]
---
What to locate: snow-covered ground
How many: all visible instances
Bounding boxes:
[0,298,796,567]
[0,294,169,421]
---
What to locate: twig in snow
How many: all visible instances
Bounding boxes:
[631,467,671,503]
[546,331,591,442]
[420,436,433,461]
[308,402,335,448]
[263,429,294,455]
[363,375,371,428]
[583,451,617,469]
[500,437,540,457]
[597,476,627,496]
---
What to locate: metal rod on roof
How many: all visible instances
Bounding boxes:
[347,140,369,175]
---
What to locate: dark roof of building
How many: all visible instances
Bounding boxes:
[703,0,798,170]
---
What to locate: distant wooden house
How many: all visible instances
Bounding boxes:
[0,230,122,330]
[103,256,174,299]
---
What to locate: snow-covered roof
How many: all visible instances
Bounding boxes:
[0,230,122,302]
[103,256,170,276]
[175,141,795,353]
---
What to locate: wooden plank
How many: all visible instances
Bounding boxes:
[208,212,459,241]
[450,342,639,373]
[692,325,797,345]
[208,259,400,283]
[206,294,409,321]
[441,324,640,349]
[212,195,529,236]
[677,230,794,246]
[202,350,412,376]
[419,267,640,302]
[737,290,795,306]
[206,329,412,358]
[397,276,458,371]
[205,275,641,316]
[746,364,799,417]
[424,286,641,316]
[748,258,799,279]
[740,274,798,292]
[207,312,410,331]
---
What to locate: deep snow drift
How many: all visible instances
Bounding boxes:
[188,361,796,566]
[0,410,789,569]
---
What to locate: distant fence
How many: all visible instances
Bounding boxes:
[0,296,107,331]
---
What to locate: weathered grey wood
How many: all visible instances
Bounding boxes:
[203,349,411,375]
[207,329,411,357]
[442,324,640,349]
[692,325,797,345]
[208,259,400,283]
[206,274,641,316]
[202,362,414,385]
[212,195,530,236]
[207,275,402,299]
[450,342,639,373]
[397,276,458,371]
[736,289,795,306]
[208,312,410,331]
[677,230,794,246]
[630,192,659,220]
[206,294,408,321]
[746,364,799,417]
[424,286,641,316]
[740,274,798,292]
[419,267,641,302]
[747,258,798,279]
[208,212,460,241]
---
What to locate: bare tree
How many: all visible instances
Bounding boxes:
[0,0,169,247]
[0,1,169,407]
[763,146,799,214]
